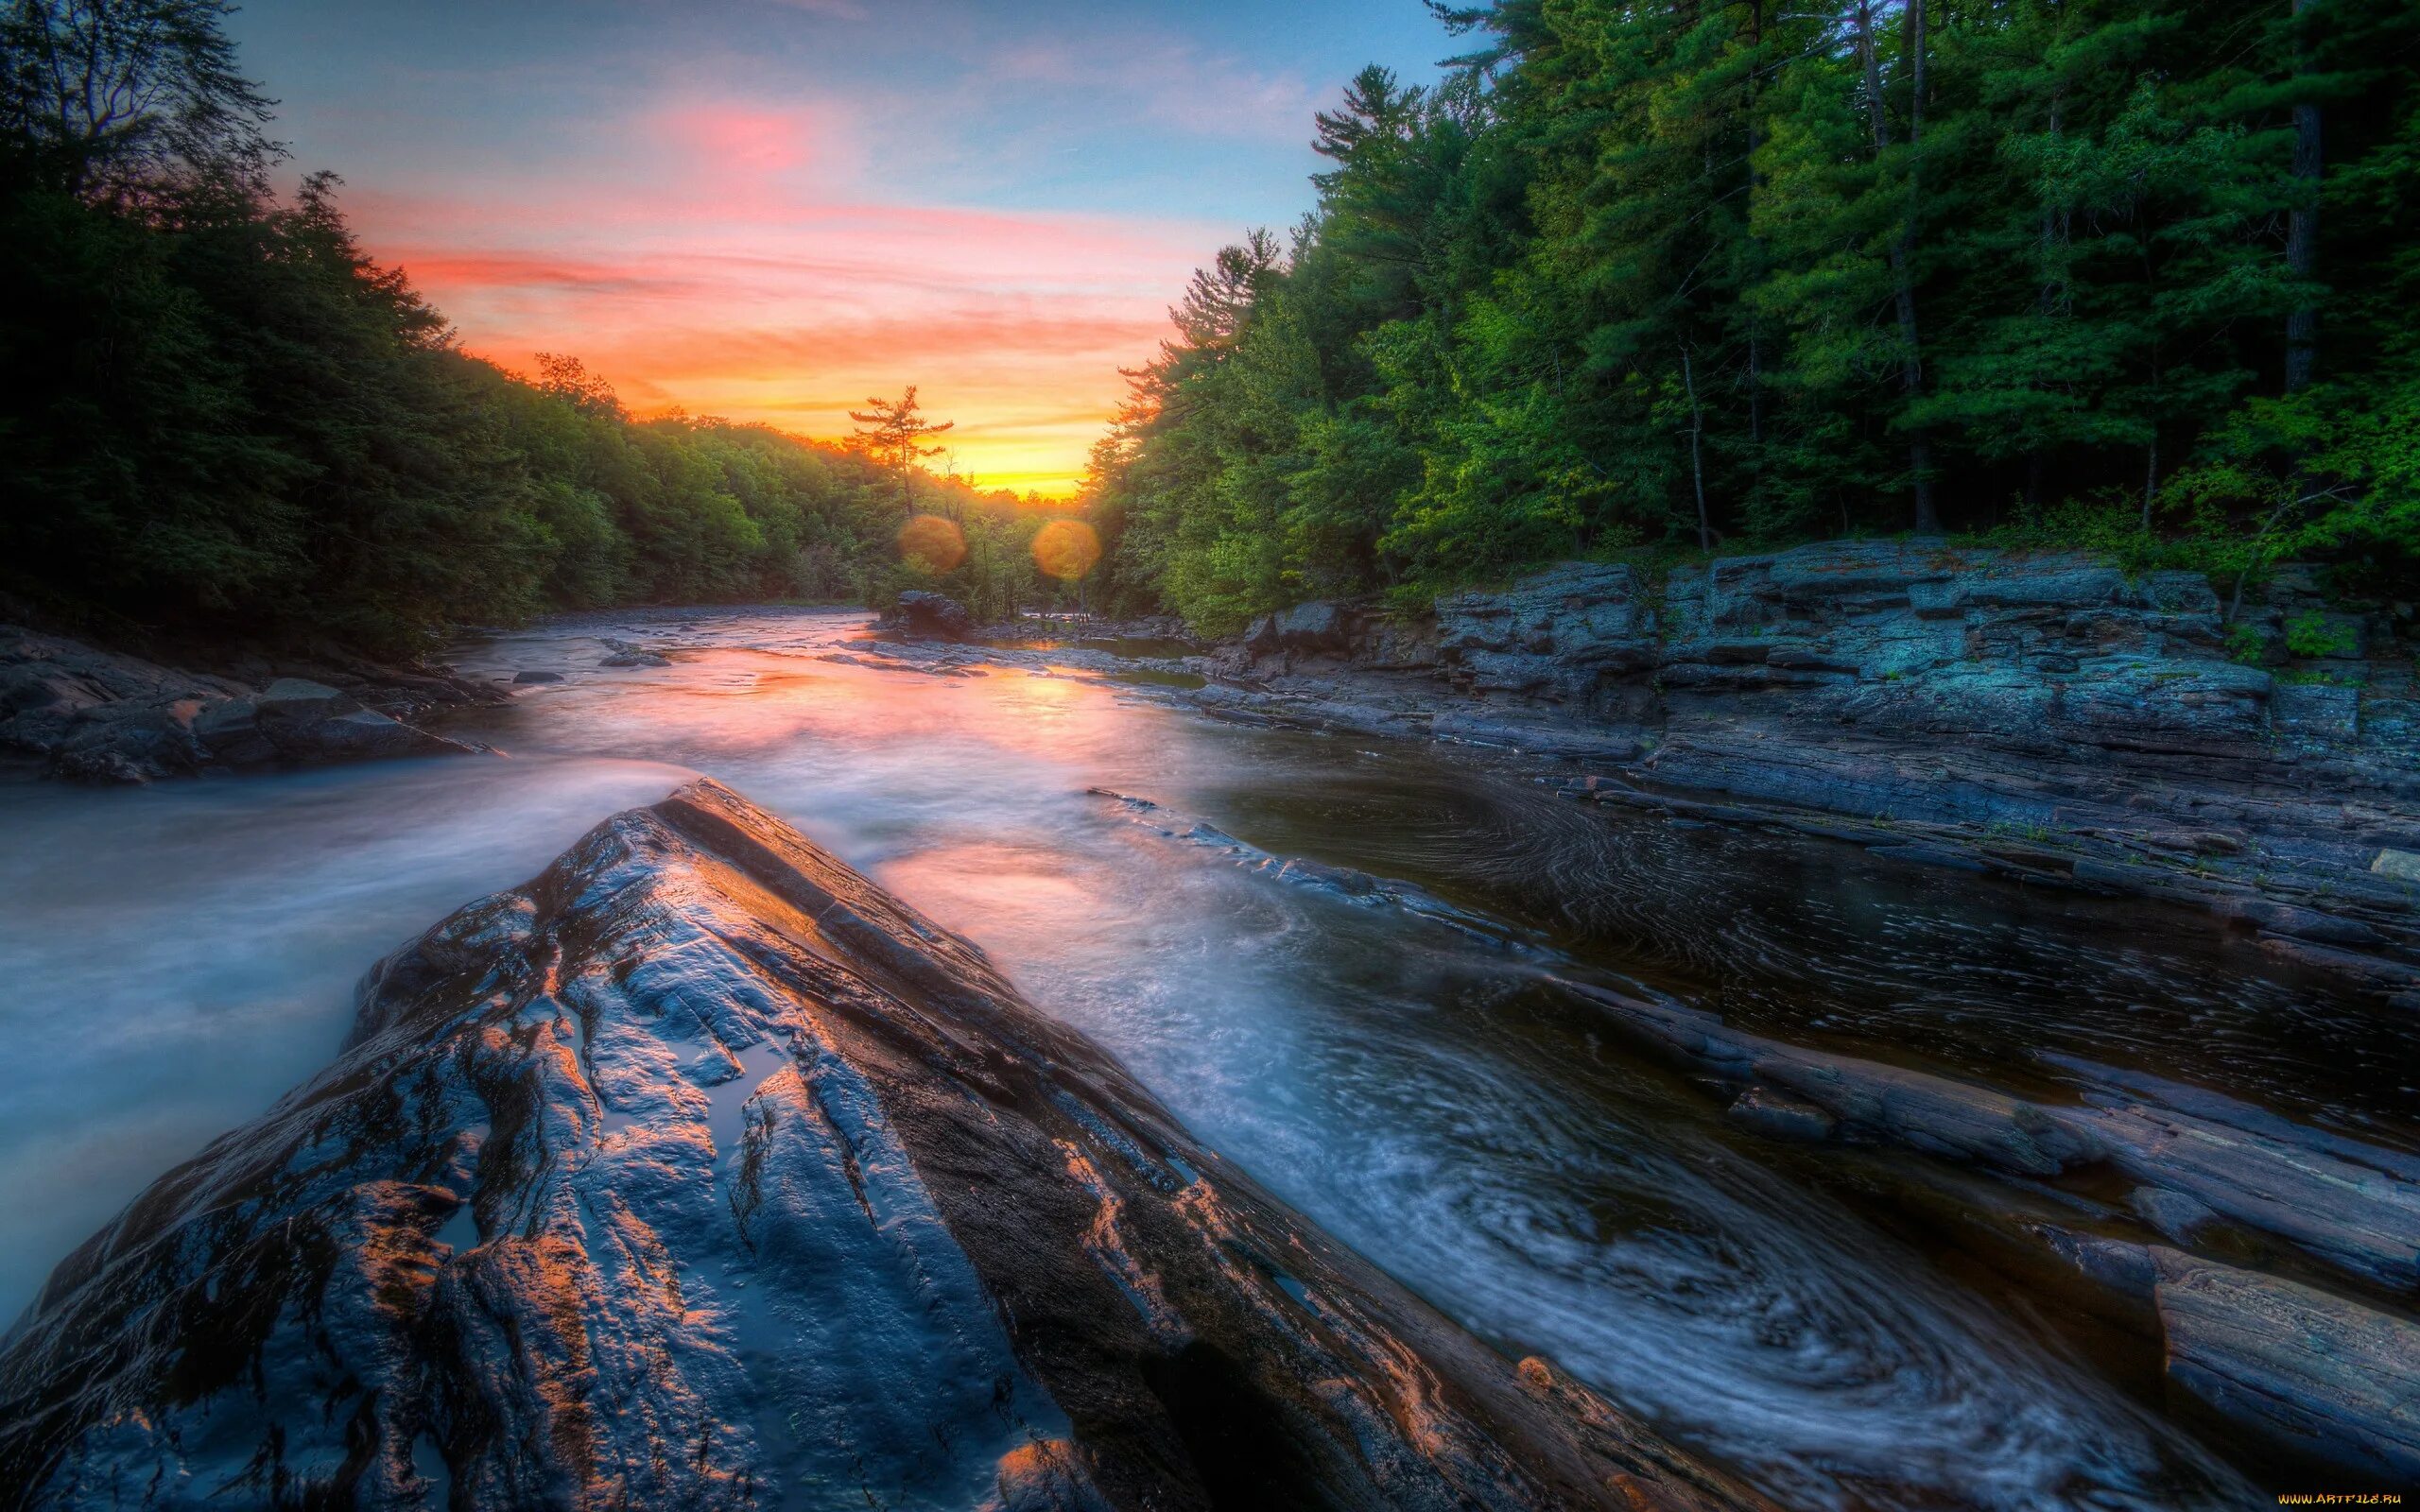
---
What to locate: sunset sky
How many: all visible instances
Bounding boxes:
[226,1,1451,495]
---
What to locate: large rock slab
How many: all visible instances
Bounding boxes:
[2152,1249,2420,1486]
[0,781,1768,1512]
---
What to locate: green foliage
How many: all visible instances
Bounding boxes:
[1086,0,2420,629]
[2285,610,2356,657]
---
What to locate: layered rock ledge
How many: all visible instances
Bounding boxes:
[0,780,1769,1511]
[0,625,495,782]
[1182,543,2420,994]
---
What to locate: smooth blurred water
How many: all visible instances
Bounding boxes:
[5,607,2404,1508]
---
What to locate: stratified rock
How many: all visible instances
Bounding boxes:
[1724,1086,1837,1143]
[1435,562,1659,705]
[894,590,975,642]
[0,781,1769,1512]
[2152,1249,2420,1486]
[1198,544,2420,982]
[1557,978,2420,1290]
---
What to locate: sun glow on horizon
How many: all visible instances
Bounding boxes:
[229,1,1449,498]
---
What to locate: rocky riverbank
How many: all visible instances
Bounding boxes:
[1065,783,2420,1489]
[1163,542,2420,1001]
[0,779,1772,1511]
[0,624,502,782]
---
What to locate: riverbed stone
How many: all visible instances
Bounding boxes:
[190,696,274,765]
[255,676,357,722]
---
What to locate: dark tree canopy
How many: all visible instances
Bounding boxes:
[1080,0,2420,633]
[0,0,278,198]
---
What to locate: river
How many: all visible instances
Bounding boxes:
[4,606,2409,1509]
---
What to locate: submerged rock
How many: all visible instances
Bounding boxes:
[598,636,672,668]
[0,780,1768,1512]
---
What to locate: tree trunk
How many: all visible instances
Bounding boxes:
[1860,0,1939,534]
[2143,430,2159,530]
[2028,55,2068,503]
[1683,344,1713,551]
[1745,0,1768,450]
[2284,0,2321,393]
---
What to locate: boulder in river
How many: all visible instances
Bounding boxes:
[894,589,975,642]
[0,780,1770,1512]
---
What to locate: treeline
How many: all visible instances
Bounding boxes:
[1083,0,2420,631]
[0,0,1064,654]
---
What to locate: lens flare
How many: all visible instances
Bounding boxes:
[1030,519,1101,582]
[896,514,966,572]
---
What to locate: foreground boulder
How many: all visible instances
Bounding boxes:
[0,627,483,782]
[0,780,1768,1511]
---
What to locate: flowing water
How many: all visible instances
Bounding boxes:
[4,607,2411,1509]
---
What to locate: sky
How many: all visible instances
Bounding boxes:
[225,0,1455,495]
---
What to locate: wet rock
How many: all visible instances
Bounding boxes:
[895,589,975,641]
[2375,848,2420,883]
[1246,598,1351,656]
[0,781,1768,1512]
[2131,1187,2220,1243]
[1559,978,2420,1289]
[1724,1086,1836,1143]
[255,676,355,721]
[597,636,671,667]
[2211,896,2384,946]
[1188,541,2420,987]
[2152,1249,2420,1486]
[510,668,563,683]
[190,696,274,765]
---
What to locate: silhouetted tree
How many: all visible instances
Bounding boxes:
[847,387,954,515]
[0,0,279,198]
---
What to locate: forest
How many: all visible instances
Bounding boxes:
[1080,0,2420,632]
[4,0,2416,650]
[0,1,1065,654]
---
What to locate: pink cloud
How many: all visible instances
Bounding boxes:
[328,63,1260,494]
